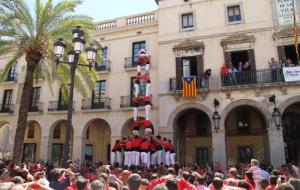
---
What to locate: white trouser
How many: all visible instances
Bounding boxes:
[137,65,141,73]
[141,152,150,169]
[132,151,140,166]
[134,83,140,97]
[146,83,151,96]
[156,150,163,165]
[133,107,139,121]
[165,151,170,166]
[151,152,157,166]
[145,105,151,121]
[116,151,122,165]
[170,153,176,166]
[111,151,116,165]
[145,64,150,72]
[124,151,132,167]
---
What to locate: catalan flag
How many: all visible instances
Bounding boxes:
[182,76,197,97]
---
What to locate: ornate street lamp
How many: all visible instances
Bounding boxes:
[53,26,97,166]
[269,94,282,130]
[212,99,221,133]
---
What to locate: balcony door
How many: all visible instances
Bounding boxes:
[132,41,146,67]
[58,88,69,110]
[30,87,41,111]
[2,90,13,112]
[92,80,106,108]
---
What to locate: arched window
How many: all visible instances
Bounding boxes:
[53,125,61,139]
[27,125,35,139]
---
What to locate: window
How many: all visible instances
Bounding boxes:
[52,144,63,161]
[196,148,209,166]
[31,87,41,110]
[85,144,93,161]
[130,77,146,106]
[27,125,35,139]
[181,13,194,29]
[236,108,250,134]
[132,41,146,66]
[181,57,198,77]
[93,80,106,102]
[7,65,17,81]
[22,143,36,162]
[58,87,69,110]
[239,146,252,164]
[53,125,61,139]
[227,5,241,22]
[2,89,13,112]
[102,47,108,61]
[86,127,90,140]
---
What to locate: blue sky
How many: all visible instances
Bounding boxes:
[24,0,158,21]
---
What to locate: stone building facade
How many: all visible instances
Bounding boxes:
[0,0,300,168]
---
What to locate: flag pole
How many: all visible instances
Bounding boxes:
[292,0,300,64]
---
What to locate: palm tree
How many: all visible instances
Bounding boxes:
[0,0,100,163]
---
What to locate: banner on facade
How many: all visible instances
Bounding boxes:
[276,0,298,26]
[283,66,300,82]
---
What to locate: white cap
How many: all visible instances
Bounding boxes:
[138,49,147,54]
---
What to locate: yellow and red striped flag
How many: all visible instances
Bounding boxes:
[182,76,197,97]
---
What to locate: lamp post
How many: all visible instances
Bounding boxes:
[53,26,98,165]
[212,99,221,133]
[269,95,282,130]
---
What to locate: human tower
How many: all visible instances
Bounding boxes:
[111,50,175,169]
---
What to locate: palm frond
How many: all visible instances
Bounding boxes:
[0,49,24,83]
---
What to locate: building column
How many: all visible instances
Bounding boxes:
[212,129,227,170]
[73,136,83,162]
[267,127,285,168]
[39,136,50,161]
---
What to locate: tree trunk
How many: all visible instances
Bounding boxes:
[12,63,36,163]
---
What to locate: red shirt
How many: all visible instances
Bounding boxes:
[125,139,132,150]
[140,139,151,150]
[138,54,151,65]
[220,65,229,75]
[132,137,142,148]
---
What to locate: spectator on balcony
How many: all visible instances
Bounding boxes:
[237,62,244,72]
[269,58,279,82]
[220,64,229,86]
[244,62,251,71]
[285,59,295,67]
[228,64,238,85]
[201,69,211,88]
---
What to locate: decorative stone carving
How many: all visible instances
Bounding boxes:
[220,33,256,51]
[173,39,205,57]
[273,26,300,39]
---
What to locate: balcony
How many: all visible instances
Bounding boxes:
[81,98,111,110]
[48,101,74,112]
[29,102,43,113]
[0,104,14,113]
[220,69,285,88]
[124,57,137,70]
[5,73,17,82]
[120,96,146,108]
[95,60,111,72]
[169,76,209,91]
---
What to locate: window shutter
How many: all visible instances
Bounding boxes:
[176,57,183,80]
[247,49,256,71]
[197,55,204,77]
[224,52,232,66]
[277,46,286,62]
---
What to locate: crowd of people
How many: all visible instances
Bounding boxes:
[0,157,299,190]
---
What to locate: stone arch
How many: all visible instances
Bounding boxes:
[23,120,42,162]
[278,95,300,113]
[167,103,214,133]
[121,117,146,138]
[47,120,74,161]
[81,118,111,162]
[221,99,272,129]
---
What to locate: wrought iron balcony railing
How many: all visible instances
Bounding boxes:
[5,73,17,82]
[0,104,14,113]
[169,76,209,91]
[95,60,111,72]
[221,69,284,87]
[120,95,146,108]
[124,57,139,69]
[29,102,43,112]
[81,98,111,110]
[48,101,75,111]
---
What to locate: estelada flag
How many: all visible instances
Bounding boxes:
[182,76,196,97]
